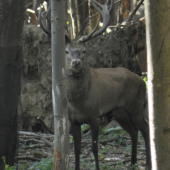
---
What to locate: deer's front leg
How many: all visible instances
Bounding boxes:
[90,119,100,170]
[71,123,81,170]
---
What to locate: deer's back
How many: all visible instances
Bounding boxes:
[90,67,146,116]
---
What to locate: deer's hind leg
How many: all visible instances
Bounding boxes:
[130,114,151,170]
[112,108,138,165]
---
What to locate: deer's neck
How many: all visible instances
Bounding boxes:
[67,67,91,103]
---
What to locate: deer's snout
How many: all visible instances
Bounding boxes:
[71,59,82,68]
[70,59,82,73]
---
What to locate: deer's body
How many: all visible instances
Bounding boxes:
[68,67,146,123]
[66,43,151,170]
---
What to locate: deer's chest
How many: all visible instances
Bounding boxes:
[68,99,99,124]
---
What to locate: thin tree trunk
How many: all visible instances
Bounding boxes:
[122,0,130,20]
[68,0,80,38]
[51,0,70,169]
[78,0,88,28]
[112,0,118,25]
[90,0,101,29]
[0,0,24,169]
[145,0,170,169]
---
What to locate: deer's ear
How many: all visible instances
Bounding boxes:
[65,33,71,44]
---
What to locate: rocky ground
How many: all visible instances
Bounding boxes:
[15,119,147,170]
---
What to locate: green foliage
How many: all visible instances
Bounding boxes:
[80,158,85,163]
[99,161,139,170]
[99,162,113,170]
[142,76,148,89]
[124,145,131,153]
[131,164,139,170]
[70,124,90,142]
[70,136,73,142]
[99,125,106,140]
[116,161,124,168]
[106,126,122,132]
[20,164,28,170]
[99,125,104,135]
[138,131,143,140]
[101,148,109,154]
[113,162,139,170]
[81,124,89,132]
[4,165,16,170]
[28,157,53,170]
[1,156,16,170]
[105,126,127,140]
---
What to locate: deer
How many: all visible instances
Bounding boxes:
[35,0,151,169]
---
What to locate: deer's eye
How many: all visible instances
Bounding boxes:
[82,49,86,54]
[65,50,69,54]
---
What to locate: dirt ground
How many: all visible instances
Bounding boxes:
[16,119,147,170]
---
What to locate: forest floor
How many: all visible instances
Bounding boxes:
[15,120,147,170]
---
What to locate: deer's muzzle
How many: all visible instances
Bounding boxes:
[70,59,82,72]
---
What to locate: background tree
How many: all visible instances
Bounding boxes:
[0,0,24,169]
[145,0,170,169]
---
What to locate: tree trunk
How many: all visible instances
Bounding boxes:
[68,0,80,38]
[77,0,88,28]
[51,0,70,169]
[0,0,24,169]
[122,0,130,20]
[145,0,170,169]
[90,0,101,30]
[112,0,118,25]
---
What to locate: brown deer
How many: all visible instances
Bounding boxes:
[36,0,151,169]
[65,1,151,170]
[66,42,151,170]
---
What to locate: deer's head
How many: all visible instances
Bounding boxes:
[65,43,87,74]
[35,0,113,76]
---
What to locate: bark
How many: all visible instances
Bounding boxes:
[0,0,24,169]
[112,0,118,25]
[122,0,130,20]
[68,0,80,38]
[130,0,138,11]
[111,0,130,25]
[77,0,88,28]
[145,0,170,169]
[51,0,70,169]
[67,0,89,38]
[90,0,101,30]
